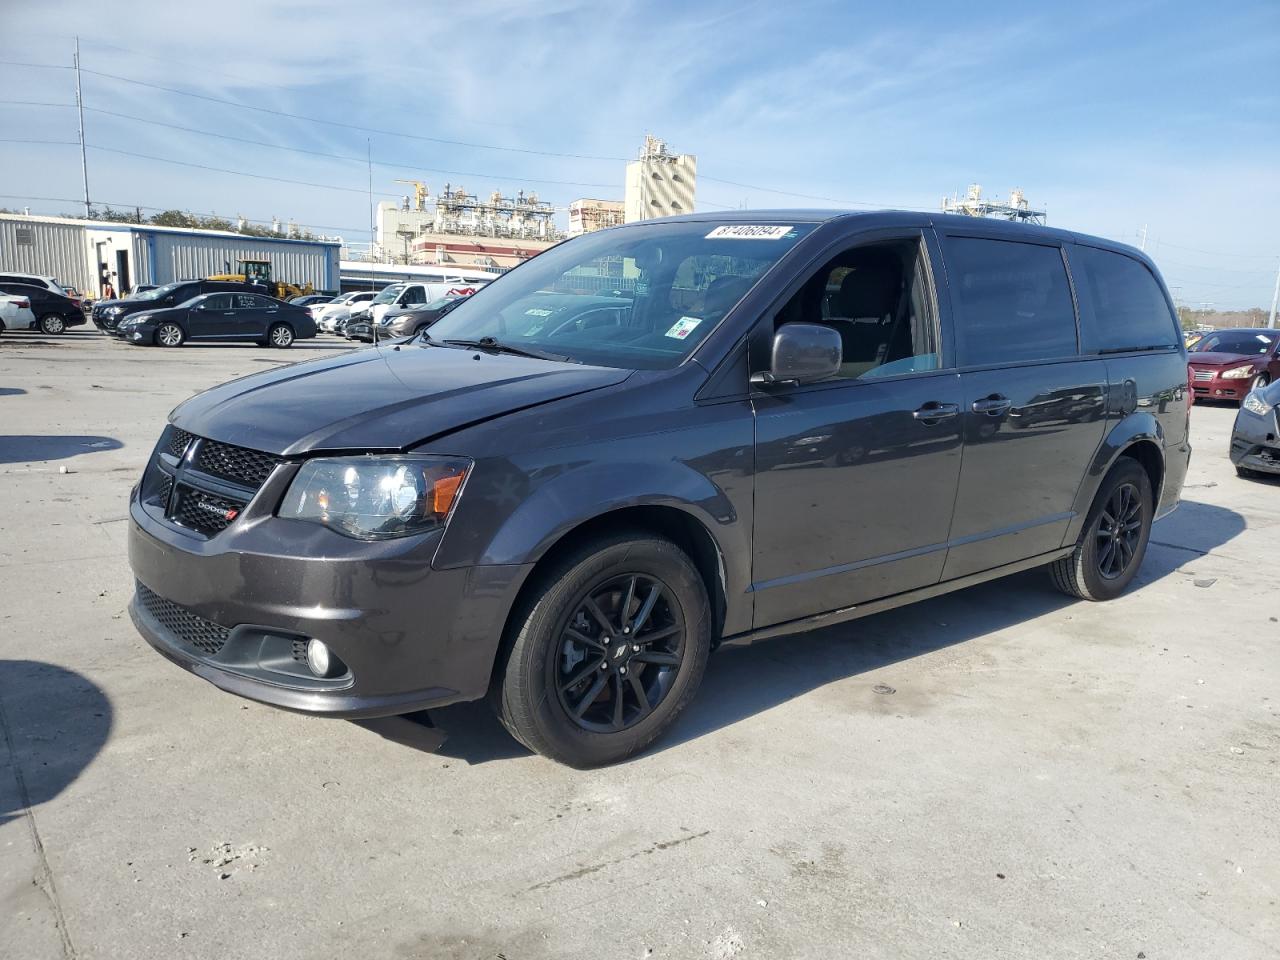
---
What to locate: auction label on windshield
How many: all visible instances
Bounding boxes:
[706,225,793,240]
[665,316,703,340]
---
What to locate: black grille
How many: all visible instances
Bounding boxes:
[167,428,193,459]
[292,638,309,663]
[195,440,282,488]
[135,583,229,656]
[157,474,174,510]
[173,486,242,536]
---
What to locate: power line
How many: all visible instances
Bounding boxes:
[0,59,71,70]
[78,67,631,163]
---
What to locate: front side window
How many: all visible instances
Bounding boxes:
[772,238,939,380]
[1073,246,1178,353]
[427,220,816,369]
[945,237,1077,366]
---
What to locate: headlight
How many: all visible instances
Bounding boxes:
[1243,392,1272,417]
[1221,365,1254,380]
[279,455,471,540]
[107,305,123,315]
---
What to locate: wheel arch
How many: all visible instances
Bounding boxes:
[1064,412,1166,546]
[484,502,729,698]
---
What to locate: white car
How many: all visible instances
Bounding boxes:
[0,293,37,334]
[313,291,380,333]
[0,272,72,296]
[365,280,488,325]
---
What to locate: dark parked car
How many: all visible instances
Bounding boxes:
[93,279,268,332]
[115,292,316,347]
[1230,377,1280,477]
[1186,328,1279,404]
[0,282,87,334]
[127,211,1190,767]
[288,294,334,308]
[347,294,472,342]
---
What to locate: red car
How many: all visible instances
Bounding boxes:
[1187,328,1279,404]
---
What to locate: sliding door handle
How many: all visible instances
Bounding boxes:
[971,395,1012,416]
[913,401,960,422]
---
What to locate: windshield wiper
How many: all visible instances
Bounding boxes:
[440,336,572,362]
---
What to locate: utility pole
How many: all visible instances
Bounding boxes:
[74,36,90,218]
[1268,257,1279,329]
[366,138,376,266]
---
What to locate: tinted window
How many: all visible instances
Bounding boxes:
[201,294,233,310]
[1073,246,1178,352]
[233,294,260,309]
[946,237,1077,366]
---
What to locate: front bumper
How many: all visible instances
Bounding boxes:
[1230,404,1280,474]
[1189,366,1254,402]
[127,474,531,718]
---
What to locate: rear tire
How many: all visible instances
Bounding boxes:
[268,323,294,348]
[1050,458,1153,601]
[155,323,184,347]
[38,313,66,335]
[495,532,711,767]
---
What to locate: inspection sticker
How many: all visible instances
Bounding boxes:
[706,224,793,240]
[665,316,703,340]
[524,307,553,317]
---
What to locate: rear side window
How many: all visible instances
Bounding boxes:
[1072,246,1178,352]
[945,237,1077,366]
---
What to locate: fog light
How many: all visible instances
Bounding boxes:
[306,639,333,677]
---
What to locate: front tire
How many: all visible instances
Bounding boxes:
[1050,458,1153,601]
[39,313,66,335]
[268,323,295,348]
[495,533,711,767]
[155,323,184,347]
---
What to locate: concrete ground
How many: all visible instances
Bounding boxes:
[1,328,1276,960]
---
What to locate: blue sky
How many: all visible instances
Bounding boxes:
[2,0,1277,308]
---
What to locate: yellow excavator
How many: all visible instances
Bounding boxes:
[207,259,314,300]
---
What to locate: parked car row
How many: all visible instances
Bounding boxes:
[0,272,86,334]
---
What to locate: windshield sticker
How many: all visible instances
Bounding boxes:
[665,316,703,340]
[524,307,553,317]
[706,225,793,240]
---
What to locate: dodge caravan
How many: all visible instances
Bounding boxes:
[128,211,1191,767]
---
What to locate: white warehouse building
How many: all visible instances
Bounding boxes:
[0,213,341,296]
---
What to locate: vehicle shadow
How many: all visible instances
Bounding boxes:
[0,434,123,464]
[405,500,1244,765]
[0,388,27,397]
[1,660,113,827]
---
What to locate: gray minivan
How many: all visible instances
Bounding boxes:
[128,211,1191,766]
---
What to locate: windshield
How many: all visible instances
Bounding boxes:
[1192,331,1277,355]
[426,220,816,369]
[371,284,405,305]
[133,282,182,301]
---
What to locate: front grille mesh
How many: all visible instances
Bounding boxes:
[167,428,193,458]
[136,583,229,656]
[174,486,240,536]
[195,440,282,488]
[292,638,309,663]
[157,474,174,510]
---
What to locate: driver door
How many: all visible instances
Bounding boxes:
[188,294,234,338]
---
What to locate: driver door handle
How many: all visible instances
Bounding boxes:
[913,401,960,422]
[971,394,1012,416]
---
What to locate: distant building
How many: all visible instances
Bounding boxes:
[408,231,556,272]
[0,212,339,296]
[567,198,625,237]
[624,136,696,223]
[376,199,435,263]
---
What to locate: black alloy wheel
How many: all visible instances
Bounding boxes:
[1095,482,1142,580]
[495,533,711,767]
[554,573,686,733]
[1049,457,1152,601]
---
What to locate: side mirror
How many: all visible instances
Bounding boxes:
[751,323,842,386]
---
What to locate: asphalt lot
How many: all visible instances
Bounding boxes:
[1,328,1277,960]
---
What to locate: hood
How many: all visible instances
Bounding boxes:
[124,305,182,324]
[170,344,632,455]
[1188,352,1262,367]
